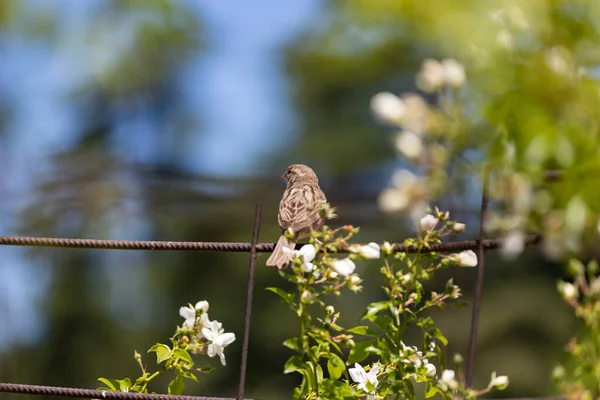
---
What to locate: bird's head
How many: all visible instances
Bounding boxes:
[282,164,319,185]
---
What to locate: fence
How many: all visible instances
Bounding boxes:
[0,182,562,400]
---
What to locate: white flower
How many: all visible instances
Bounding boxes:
[378,169,429,214]
[425,363,437,377]
[454,250,478,267]
[282,244,317,273]
[419,214,439,232]
[395,131,424,159]
[417,59,446,93]
[348,363,379,393]
[360,242,381,259]
[378,187,409,213]
[442,59,466,87]
[179,301,210,329]
[400,93,430,133]
[501,230,524,259]
[488,371,509,389]
[201,320,236,366]
[330,258,356,277]
[560,282,578,302]
[370,92,405,124]
[399,273,411,284]
[439,369,458,391]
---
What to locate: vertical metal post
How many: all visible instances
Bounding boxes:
[466,182,489,387]
[237,203,262,400]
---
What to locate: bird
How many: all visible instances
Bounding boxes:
[266,164,328,269]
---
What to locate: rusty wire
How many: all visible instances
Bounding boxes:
[237,204,262,400]
[0,383,243,400]
[466,180,489,387]
[0,234,542,253]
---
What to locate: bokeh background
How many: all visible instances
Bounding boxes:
[0,0,585,399]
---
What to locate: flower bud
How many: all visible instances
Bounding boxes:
[452,222,466,233]
[450,250,478,267]
[567,259,585,277]
[487,372,509,390]
[552,365,565,380]
[325,305,335,315]
[381,241,394,255]
[453,353,463,365]
[558,281,578,302]
[301,290,312,302]
[359,242,381,259]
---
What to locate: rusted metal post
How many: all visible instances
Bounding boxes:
[237,204,262,400]
[466,181,489,387]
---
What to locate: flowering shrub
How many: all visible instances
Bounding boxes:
[97,300,235,395]
[554,259,600,400]
[268,206,508,399]
[369,29,600,398]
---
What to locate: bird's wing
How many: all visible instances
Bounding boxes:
[278,184,326,233]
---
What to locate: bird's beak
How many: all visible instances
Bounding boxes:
[281,172,287,180]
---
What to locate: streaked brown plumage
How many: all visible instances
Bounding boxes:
[266,164,327,269]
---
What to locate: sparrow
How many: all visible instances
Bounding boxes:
[266,164,328,269]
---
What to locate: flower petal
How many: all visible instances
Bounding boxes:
[299,244,317,262]
[179,306,195,320]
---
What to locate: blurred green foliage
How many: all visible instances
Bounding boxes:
[1,0,598,399]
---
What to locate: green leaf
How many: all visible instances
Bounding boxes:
[433,328,448,346]
[116,378,131,392]
[284,355,304,374]
[197,364,216,373]
[327,353,345,380]
[180,370,199,382]
[173,348,194,366]
[97,378,118,391]
[130,384,145,393]
[365,314,395,332]
[347,340,371,364]
[168,375,185,395]
[298,365,317,392]
[283,337,303,352]
[148,343,172,364]
[425,382,440,398]
[365,345,383,356]
[266,287,295,305]
[362,301,389,319]
[315,363,324,382]
[347,325,377,336]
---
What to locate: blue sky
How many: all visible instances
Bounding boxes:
[0,0,321,348]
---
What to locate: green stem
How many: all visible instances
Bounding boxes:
[140,371,161,393]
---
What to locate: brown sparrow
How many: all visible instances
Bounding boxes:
[266,164,327,269]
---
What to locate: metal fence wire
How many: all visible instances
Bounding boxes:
[0,184,562,400]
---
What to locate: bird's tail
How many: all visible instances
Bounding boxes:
[266,235,296,269]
